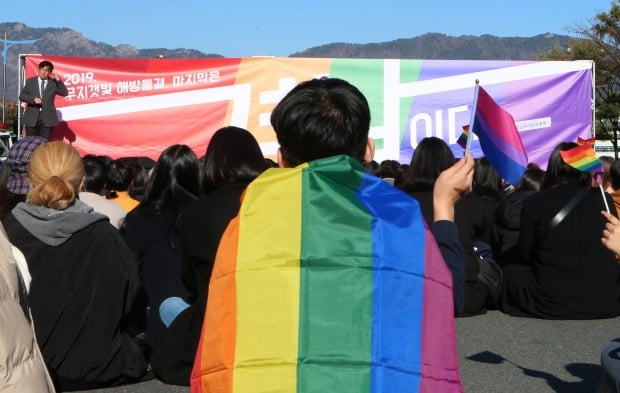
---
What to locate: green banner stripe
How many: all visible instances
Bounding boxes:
[297,156,373,392]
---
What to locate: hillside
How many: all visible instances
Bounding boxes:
[0,22,573,111]
[291,32,572,60]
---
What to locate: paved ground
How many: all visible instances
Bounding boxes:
[75,310,620,393]
[457,310,617,393]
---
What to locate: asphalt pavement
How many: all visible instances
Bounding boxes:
[74,310,620,393]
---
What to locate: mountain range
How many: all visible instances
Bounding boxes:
[0,22,572,106]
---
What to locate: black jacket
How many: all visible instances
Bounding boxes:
[3,211,148,390]
[150,183,247,385]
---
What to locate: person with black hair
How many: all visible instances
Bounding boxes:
[378,159,403,185]
[150,126,269,385]
[79,154,127,228]
[191,78,471,391]
[493,166,545,261]
[106,158,141,212]
[364,160,380,176]
[121,144,201,352]
[501,142,620,319]
[399,137,498,315]
[19,60,68,140]
[473,157,504,201]
[606,159,620,211]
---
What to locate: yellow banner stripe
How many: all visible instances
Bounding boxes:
[233,166,305,392]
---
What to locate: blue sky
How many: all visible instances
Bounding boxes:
[2,0,614,57]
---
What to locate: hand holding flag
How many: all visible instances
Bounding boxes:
[560,144,609,213]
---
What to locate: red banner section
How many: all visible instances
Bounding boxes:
[23,56,243,159]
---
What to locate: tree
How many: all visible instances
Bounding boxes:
[541,0,620,158]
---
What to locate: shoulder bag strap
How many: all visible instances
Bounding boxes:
[547,187,589,232]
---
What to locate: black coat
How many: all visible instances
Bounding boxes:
[493,190,536,261]
[408,190,499,315]
[3,214,148,390]
[501,184,620,319]
[408,190,498,282]
[122,205,191,349]
[150,183,247,385]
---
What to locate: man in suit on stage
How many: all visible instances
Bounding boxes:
[19,60,68,140]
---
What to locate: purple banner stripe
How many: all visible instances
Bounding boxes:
[473,111,528,167]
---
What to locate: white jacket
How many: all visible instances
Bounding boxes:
[0,225,54,393]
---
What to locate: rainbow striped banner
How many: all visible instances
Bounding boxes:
[24,56,592,168]
[560,144,603,172]
[190,155,462,393]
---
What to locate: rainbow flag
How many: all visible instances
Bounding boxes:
[190,155,462,393]
[472,86,528,185]
[456,125,470,149]
[560,144,603,172]
[577,137,596,147]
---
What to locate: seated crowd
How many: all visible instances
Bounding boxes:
[1,77,620,392]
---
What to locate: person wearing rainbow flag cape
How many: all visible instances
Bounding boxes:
[190,77,473,393]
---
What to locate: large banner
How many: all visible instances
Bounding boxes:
[21,56,593,167]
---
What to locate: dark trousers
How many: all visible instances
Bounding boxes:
[25,115,52,140]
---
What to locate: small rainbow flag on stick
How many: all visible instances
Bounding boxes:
[559,144,603,173]
[456,125,470,148]
[560,144,609,212]
[577,137,596,147]
[190,155,463,393]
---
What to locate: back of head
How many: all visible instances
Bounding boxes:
[105,158,135,198]
[364,160,380,176]
[398,137,455,192]
[598,155,614,189]
[27,142,83,210]
[378,160,403,180]
[473,157,504,200]
[81,154,107,195]
[515,167,545,192]
[128,164,150,202]
[271,77,371,167]
[142,144,201,212]
[202,126,268,193]
[542,142,590,189]
[610,159,620,191]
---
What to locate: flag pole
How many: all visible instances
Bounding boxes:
[599,184,611,213]
[465,79,480,156]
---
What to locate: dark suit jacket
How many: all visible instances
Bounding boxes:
[19,76,68,127]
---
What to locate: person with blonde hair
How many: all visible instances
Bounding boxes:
[2,141,151,391]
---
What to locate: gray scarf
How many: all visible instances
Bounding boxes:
[12,200,108,247]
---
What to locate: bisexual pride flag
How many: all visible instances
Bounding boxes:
[472,86,528,185]
[190,155,462,393]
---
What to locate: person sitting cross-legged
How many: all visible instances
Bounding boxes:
[3,142,151,391]
[190,78,471,393]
